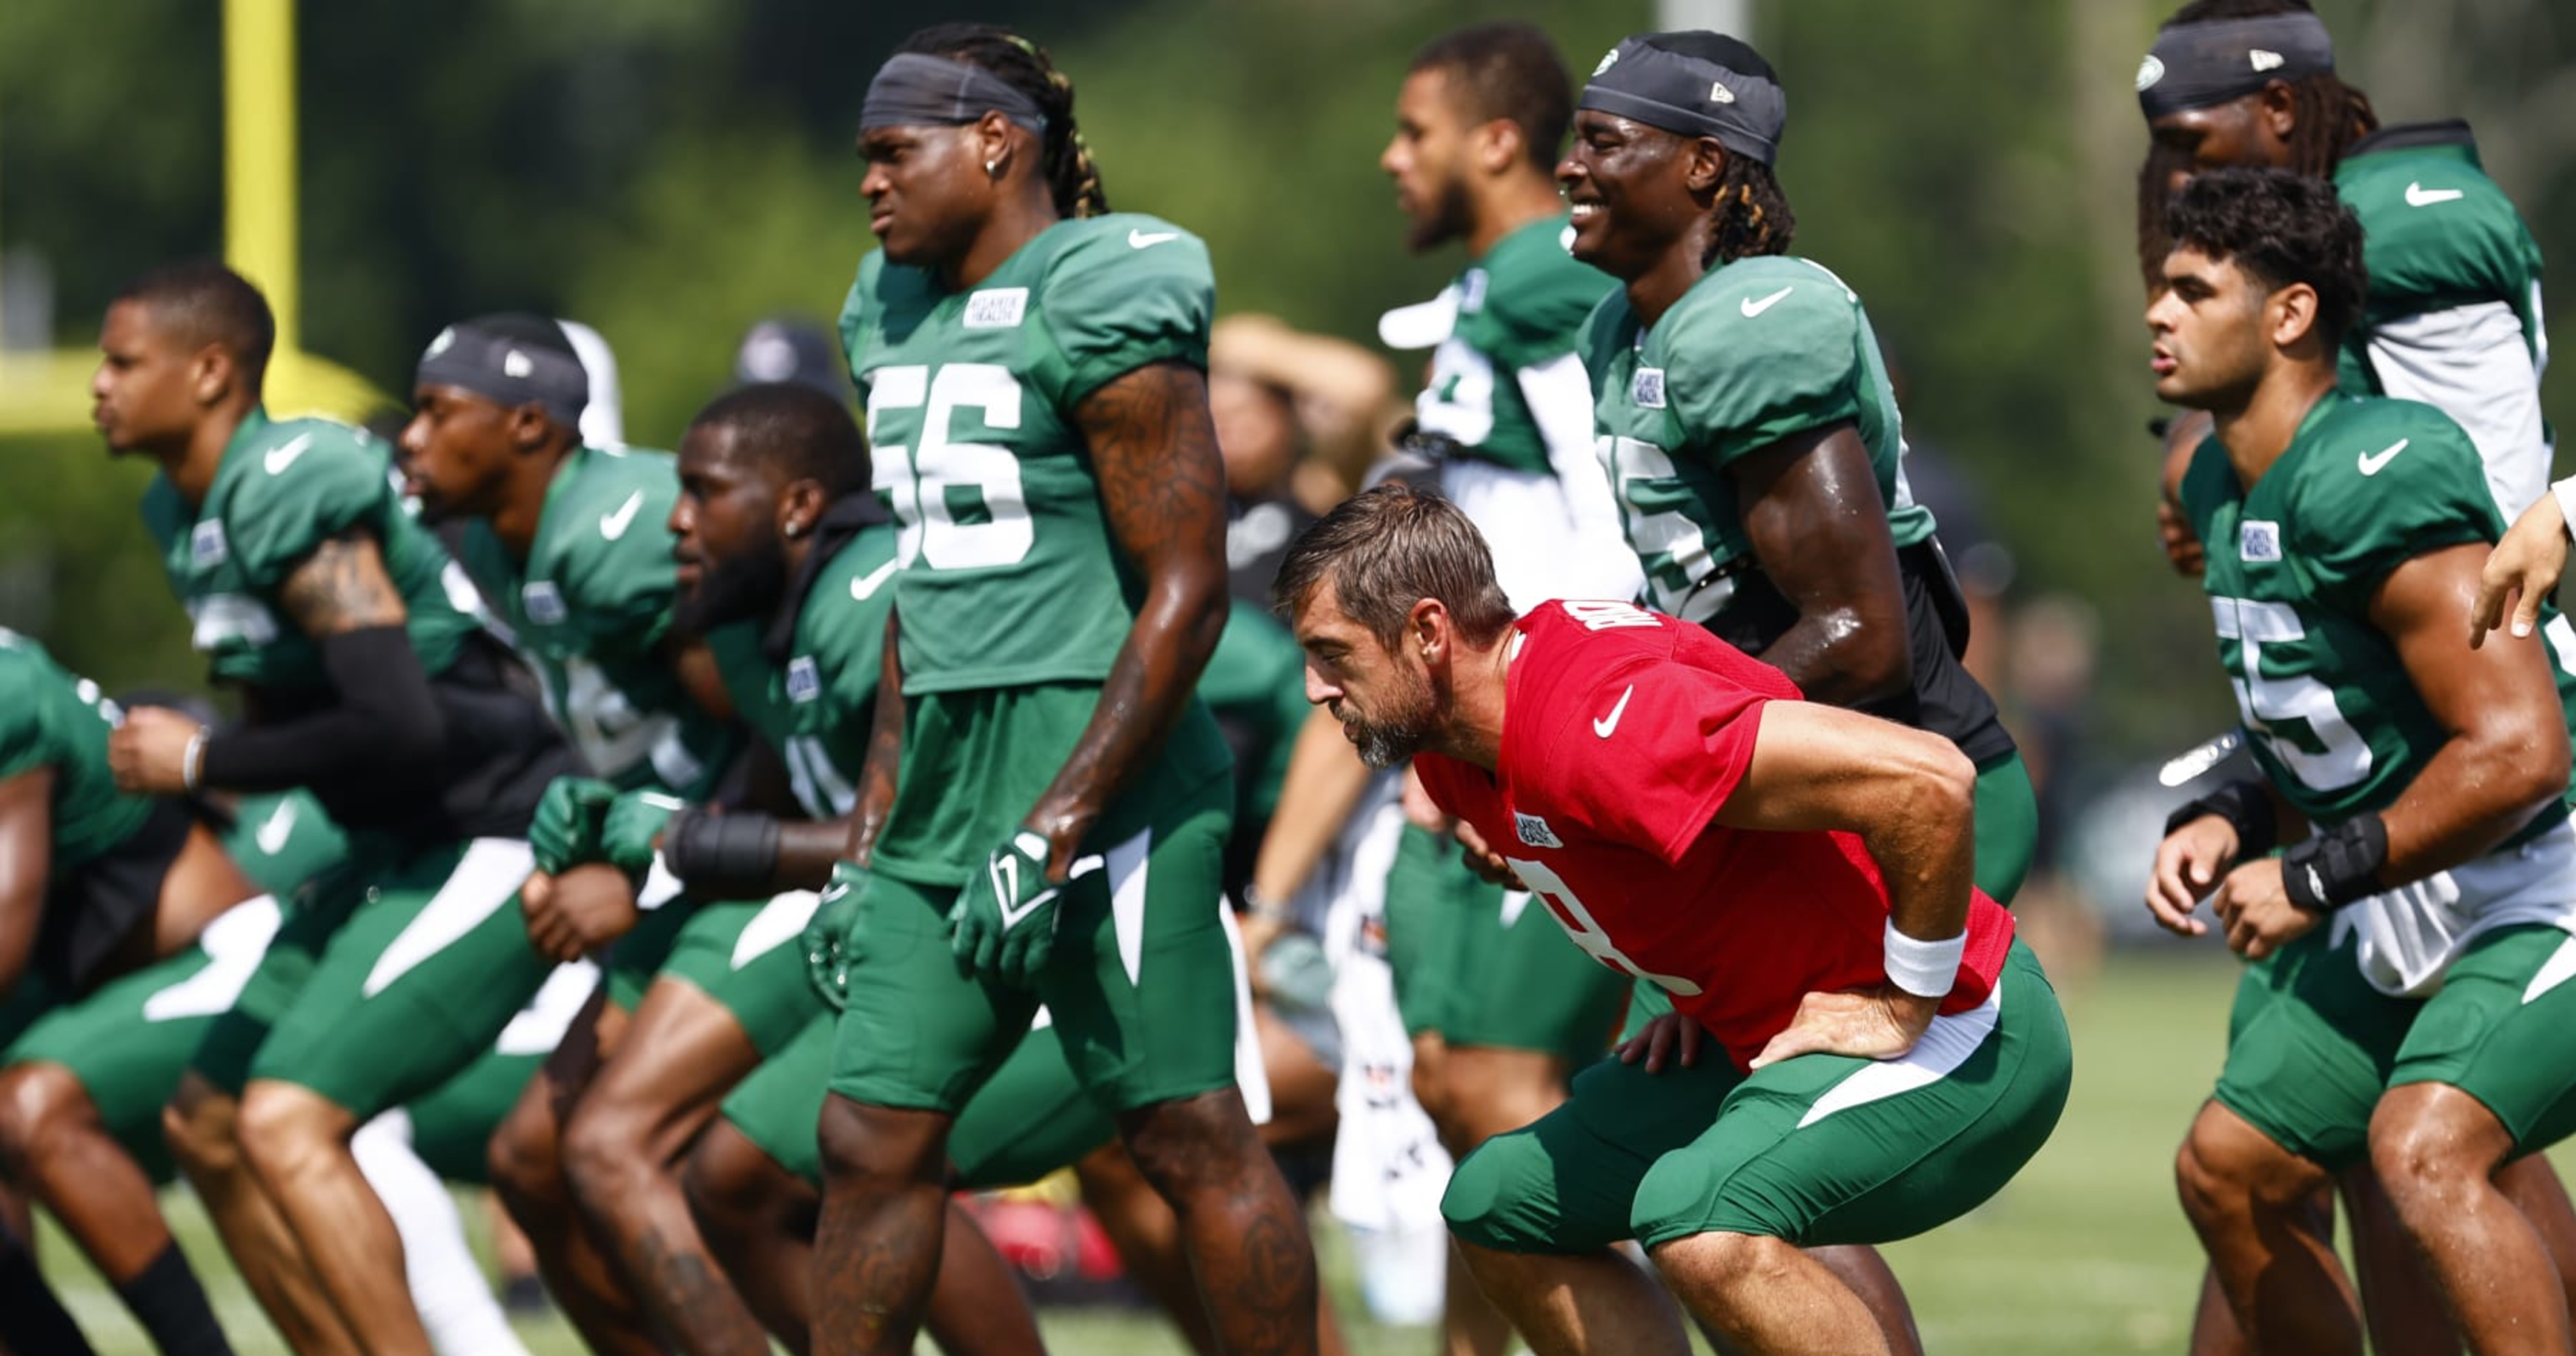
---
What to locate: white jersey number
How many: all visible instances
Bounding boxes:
[867,363,1034,571]
[1504,856,1703,997]
[2211,596,2374,792]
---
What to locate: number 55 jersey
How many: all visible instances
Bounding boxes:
[2179,390,2576,995]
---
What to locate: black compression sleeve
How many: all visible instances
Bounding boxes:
[199,625,445,793]
[661,807,785,900]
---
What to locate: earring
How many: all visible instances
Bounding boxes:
[985,158,1001,178]
[784,522,805,540]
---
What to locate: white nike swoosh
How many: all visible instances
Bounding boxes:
[848,557,900,601]
[2404,182,2464,207]
[598,490,645,540]
[999,885,1060,930]
[1593,684,1635,738]
[1739,286,1794,319]
[2357,438,2411,476]
[255,801,298,856]
[263,433,314,475]
[1128,228,1180,249]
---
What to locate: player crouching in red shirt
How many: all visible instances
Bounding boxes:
[1276,481,2072,1356]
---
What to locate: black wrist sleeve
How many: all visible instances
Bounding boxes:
[200,625,444,793]
[662,807,784,899]
[2280,814,2390,915]
[2166,776,2280,858]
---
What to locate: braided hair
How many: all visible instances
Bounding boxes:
[1632,33,1796,266]
[900,24,1109,219]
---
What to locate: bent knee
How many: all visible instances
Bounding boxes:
[0,1064,98,1176]
[2369,1088,2508,1199]
[1649,1229,1796,1289]
[2176,1102,2318,1220]
[234,1082,351,1176]
[685,1124,794,1231]
[816,1095,942,1189]
[487,1104,566,1210]
[560,1103,655,1202]
[1440,1132,1564,1253]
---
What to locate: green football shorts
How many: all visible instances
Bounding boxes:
[2217,923,2576,1170]
[1444,942,2069,1251]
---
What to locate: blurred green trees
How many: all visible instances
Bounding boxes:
[0,0,2564,753]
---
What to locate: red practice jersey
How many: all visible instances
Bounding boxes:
[1413,599,2017,1070]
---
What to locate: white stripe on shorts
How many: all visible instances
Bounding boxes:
[1796,974,2005,1130]
[362,839,538,998]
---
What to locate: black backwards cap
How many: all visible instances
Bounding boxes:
[2137,14,2335,119]
[415,313,589,433]
[860,52,1047,134]
[1578,33,1786,167]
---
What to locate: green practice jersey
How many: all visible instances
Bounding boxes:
[1581,255,1935,626]
[457,445,733,797]
[140,407,481,691]
[2181,391,2576,835]
[0,630,153,877]
[706,516,899,822]
[2333,123,2551,515]
[1413,214,1615,475]
[840,213,1213,696]
[222,789,348,902]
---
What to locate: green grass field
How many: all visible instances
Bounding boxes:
[35,957,2445,1354]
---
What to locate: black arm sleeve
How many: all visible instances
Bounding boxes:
[200,625,446,793]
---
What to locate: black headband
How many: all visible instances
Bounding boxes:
[2137,14,2335,119]
[416,319,589,433]
[860,52,1047,134]
[1578,36,1785,167]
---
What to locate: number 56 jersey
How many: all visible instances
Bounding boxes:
[840,213,1215,697]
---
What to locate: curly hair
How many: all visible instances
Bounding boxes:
[2164,167,2369,342]
[900,24,1109,219]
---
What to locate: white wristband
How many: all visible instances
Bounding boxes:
[1883,919,1965,999]
[182,730,209,794]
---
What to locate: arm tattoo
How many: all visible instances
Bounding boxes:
[1028,362,1229,845]
[278,531,408,637]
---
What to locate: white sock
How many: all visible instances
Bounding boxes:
[353,1109,534,1356]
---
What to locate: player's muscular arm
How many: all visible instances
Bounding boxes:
[195,530,445,793]
[2371,541,2573,881]
[0,769,54,999]
[1730,422,1913,706]
[1716,702,1979,949]
[1025,361,1230,864]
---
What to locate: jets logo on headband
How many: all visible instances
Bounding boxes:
[1594,47,1619,77]
[2136,54,2166,93]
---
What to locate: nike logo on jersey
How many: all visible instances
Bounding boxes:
[1128,229,1179,249]
[2404,182,2464,207]
[849,557,900,601]
[1594,685,1635,738]
[255,799,298,856]
[263,433,313,475]
[2357,438,2411,476]
[1740,286,1794,318]
[598,490,645,540]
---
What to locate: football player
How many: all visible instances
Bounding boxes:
[1279,483,2070,1356]
[809,23,1318,1354]
[2148,167,2576,1355]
